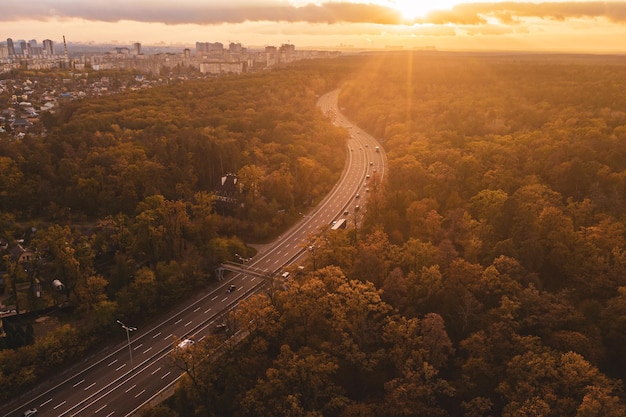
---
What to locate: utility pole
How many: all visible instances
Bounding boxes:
[117,320,137,370]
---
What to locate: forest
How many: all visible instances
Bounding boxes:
[2,53,626,416]
[0,64,348,399]
[148,53,626,417]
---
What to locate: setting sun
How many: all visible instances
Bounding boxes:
[392,0,431,19]
[390,0,462,21]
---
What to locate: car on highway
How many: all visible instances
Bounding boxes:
[213,323,228,333]
[177,338,194,350]
[21,408,38,417]
[355,193,360,198]
[227,284,236,293]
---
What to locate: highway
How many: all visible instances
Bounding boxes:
[1,89,387,417]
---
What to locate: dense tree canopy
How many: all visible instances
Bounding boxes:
[0,63,348,401]
[0,67,346,240]
[147,53,626,416]
[3,53,626,415]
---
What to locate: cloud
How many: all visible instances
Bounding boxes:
[419,1,626,26]
[0,0,402,25]
[1,0,625,27]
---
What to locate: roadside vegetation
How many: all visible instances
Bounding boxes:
[3,52,626,415]
[0,63,348,400]
[150,53,626,416]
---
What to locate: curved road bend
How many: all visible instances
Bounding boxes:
[1,89,387,417]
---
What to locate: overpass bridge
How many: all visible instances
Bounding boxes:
[216,261,277,281]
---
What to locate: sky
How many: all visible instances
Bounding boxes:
[2,0,626,52]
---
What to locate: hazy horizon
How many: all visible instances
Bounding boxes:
[2,1,626,53]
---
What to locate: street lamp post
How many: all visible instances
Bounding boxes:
[117,320,137,370]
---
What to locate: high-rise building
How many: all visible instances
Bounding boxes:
[133,42,141,55]
[6,38,15,56]
[196,41,223,54]
[279,43,295,54]
[43,39,54,56]
[19,41,27,56]
[229,42,243,53]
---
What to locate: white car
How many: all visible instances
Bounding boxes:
[21,409,38,417]
[177,338,194,350]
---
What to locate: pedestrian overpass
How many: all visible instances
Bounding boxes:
[216,261,275,281]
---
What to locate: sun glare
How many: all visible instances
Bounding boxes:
[390,0,462,21]
[392,0,430,20]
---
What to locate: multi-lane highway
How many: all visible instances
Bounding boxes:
[1,89,387,417]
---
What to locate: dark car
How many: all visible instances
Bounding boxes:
[227,284,236,293]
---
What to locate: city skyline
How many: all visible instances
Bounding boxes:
[1,0,626,52]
